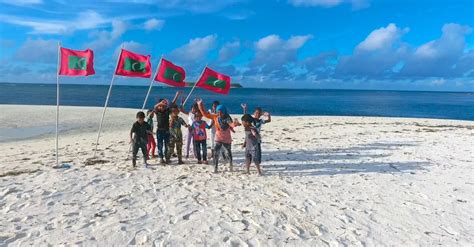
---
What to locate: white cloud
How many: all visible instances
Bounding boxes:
[143,18,165,31]
[170,34,217,63]
[336,23,408,77]
[86,20,128,51]
[252,34,312,71]
[401,23,472,77]
[15,38,58,63]
[114,41,149,58]
[356,23,409,52]
[218,41,240,62]
[0,10,108,34]
[288,0,369,9]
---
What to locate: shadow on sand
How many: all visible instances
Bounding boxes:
[257,141,429,177]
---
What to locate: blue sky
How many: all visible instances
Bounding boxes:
[0,0,473,91]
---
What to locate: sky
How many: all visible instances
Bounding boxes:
[0,0,473,91]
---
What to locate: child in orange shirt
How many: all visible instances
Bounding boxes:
[197,99,239,173]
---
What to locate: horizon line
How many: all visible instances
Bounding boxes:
[0,81,473,94]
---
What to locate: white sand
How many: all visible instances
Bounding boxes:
[0,105,473,246]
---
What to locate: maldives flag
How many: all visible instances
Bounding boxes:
[115,49,151,78]
[59,47,95,76]
[195,67,231,95]
[154,58,186,87]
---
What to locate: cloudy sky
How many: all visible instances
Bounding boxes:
[0,0,473,91]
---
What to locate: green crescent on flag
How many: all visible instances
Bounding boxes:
[164,67,183,82]
[124,58,146,72]
[204,76,226,89]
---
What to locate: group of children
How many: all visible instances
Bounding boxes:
[129,91,272,175]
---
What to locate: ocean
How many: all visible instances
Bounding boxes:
[1,83,473,121]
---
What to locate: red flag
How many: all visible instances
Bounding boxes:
[195,67,231,95]
[154,58,186,87]
[59,47,95,76]
[115,49,151,78]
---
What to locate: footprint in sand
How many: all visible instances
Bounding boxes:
[128,229,150,245]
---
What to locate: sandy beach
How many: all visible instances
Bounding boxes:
[0,104,473,246]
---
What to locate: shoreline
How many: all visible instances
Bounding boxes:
[1,104,473,143]
[0,104,473,245]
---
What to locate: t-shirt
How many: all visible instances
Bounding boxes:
[244,126,260,151]
[253,118,266,133]
[169,116,186,140]
[187,112,195,125]
[155,108,170,131]
[191,120,210,141]
[131,121,151,144]
[201,111,234,144]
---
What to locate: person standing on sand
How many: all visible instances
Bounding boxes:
[146,109,156,159]
[241,104,271,165]
[208,100,220,158]
[166,105,189,164]
[179,100,199,159]
[191,111,212,164]
[241,113,262,175]
[197,99,240,173]
[129,111,152,168]
[153,91,181,164]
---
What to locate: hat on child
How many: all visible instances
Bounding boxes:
[216,105,228,115]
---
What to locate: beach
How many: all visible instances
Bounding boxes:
[0,104,473,245]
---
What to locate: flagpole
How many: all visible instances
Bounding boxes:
[141,55,162,111]
[183,64,207,106]
[55,41,61,167]
[94,46,123,157]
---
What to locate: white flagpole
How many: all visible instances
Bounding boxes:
[55,41,61,167]
[141,55,162,111]
[94,46,123,157]
[183,64,207,106]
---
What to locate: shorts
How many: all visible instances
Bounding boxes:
[245,145,261,164]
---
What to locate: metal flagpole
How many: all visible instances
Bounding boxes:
[182,64,207,106]
[94,46,123,157]
[141,55,162,111]
[55,41,61,167]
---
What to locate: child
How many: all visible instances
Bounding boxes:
[166,105,189,164]
[191,111,212,164]
[180,100,199,159]
[153,91,181,164]
[146,109,156,159]
[209,100,219,157]
[241,114,262,175]
[241,104,271,164]
[197,99,239,173]
[129,111,152,168]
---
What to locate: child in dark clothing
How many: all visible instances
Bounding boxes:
[130,111,152,168]
[241,114,262,175]
[191,111,212,164]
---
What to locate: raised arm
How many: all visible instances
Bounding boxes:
[196,98,213,119]
[179,98,189,115]
[171,90,182,106]
[154,99,167,112]
[241,103,248,114]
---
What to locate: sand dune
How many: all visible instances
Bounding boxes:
[0,105,473,246]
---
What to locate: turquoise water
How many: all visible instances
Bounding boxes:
[1,83,473,120]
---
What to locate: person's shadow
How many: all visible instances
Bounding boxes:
[253,141,429,176]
